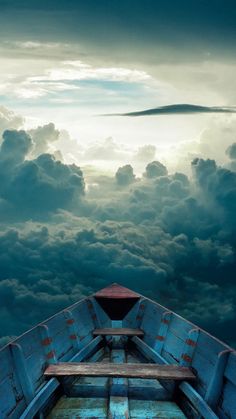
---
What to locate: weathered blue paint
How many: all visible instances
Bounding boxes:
[39,324,57,365]
[64,310,80,351]
[180,328,199,367]
[20,379,60,419]
[129,400,186,418]
[48,396,107,418]
[179,382,218,419]
[0,284,236,419]
[205,349,233,409]
[10,343,35,405]
[127,352,170,401]
[70,336,103,362]
[86,297,101,328]
[110,348,128,397]
[109,347,129,418]
[20,336,103,418]
[132,336,168,365]
[154,311,172,354]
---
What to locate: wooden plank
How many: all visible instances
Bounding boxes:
[20,337,102,418]
[180,328,199,366]
[224,351,236,386]
[108,397,129,418]
[205,349,233,409]
[220,379,236,419]
[110,349,128,396]
[71,336,103,362]
[10,343,35,405]
[179,382,218,419]
[132,335,218,419]
[141,300,164,347]
[154,311,172,354]
[129,400,187,418]
[132,336,168,365]
[127,353,170,401]
[45,362,196,380]
[95,283,140,299]
[20,379,60,419]
[123,298,146,329]
[38,324,57,365]
[48,396,107,418]
[93,328,144,337]
[64,310,80,351]
[86,298,101,328]
[135,298,146,327]
[109,348,129,418]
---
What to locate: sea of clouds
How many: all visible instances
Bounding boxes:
[0,106,236,348]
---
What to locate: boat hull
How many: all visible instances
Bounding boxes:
[0,283,235,418]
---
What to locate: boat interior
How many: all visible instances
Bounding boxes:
[0,283,235,419]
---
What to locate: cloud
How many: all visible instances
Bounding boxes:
[115,164,136,186]
[0,125,236,349]
[29,61,151,84]
[0,129,32,166]
[226,142,236,160]
[144,161,168,178]
[0,106,24,136]
[29,122,60,157]
[83,137,128,161]
[106,104,236,117]
[134,145,156,163]
[0,130,85,219]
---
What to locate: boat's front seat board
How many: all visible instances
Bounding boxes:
[44,362,196,380]
[93,328,144,337]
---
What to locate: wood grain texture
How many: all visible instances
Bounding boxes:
[93,328,144,337]
[94,283,140,299]
[44,362,196,380]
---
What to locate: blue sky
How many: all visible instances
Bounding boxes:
[0,0,236,149]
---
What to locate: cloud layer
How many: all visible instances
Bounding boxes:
[0,120,236,349]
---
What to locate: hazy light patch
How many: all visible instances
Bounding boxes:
[34,61,152,83]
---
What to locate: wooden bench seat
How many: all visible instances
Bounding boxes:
[44,363,196,381]
[93,328,144,337]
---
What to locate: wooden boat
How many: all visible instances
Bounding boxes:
[0,283,235,418]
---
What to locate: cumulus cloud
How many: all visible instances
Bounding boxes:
[115,164,136,186]
[144,161,168,178]
[29,122,60,157]
[226,142,236,160]
[0,130,85,219]
[0,129,32,166]
[0,106,23,136]
[0,123,236,349]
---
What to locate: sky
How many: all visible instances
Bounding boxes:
[0,0,236,347]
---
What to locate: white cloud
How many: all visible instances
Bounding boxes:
[0,55,152,100]
[0,106,24,136]
[29,60,152,84]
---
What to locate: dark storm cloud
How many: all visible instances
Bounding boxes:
[106,104,236,117]
[0,127,236,348]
